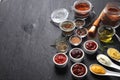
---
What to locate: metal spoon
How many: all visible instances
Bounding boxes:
[97,54,120,70]
[89,64,120,77]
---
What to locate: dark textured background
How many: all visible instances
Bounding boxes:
[0,0,120,80]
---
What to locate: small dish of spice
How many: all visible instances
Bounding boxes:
[60,20,75,36]
[69,48,84,62]
[76,28,88,38]
[69,35,82,46]
[74,18,85,28]
[56,41,68,54]
[59,20,75,32]
[53,53,68,68]
[71,63,88,78]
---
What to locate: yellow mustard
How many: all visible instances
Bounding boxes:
[107,48,120,60]
[90,64,106,74]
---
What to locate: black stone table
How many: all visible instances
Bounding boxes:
[0,0,120,80]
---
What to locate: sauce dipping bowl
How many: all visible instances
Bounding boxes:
[53,53,68,68]
[74,18,85,28]
[76,28,88,38]
[59,20,76,36]
[69,48,84,63]
[70,63,88,79]
[72,0,93,18]
[83,40,98,54]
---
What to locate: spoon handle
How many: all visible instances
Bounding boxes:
[115,33,120,42]
[107,70,120,77]
[111,62,120,70]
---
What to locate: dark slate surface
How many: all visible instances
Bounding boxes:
[0,0,120,80]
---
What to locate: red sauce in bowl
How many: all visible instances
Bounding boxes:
[75,3,90,11]
[72,64,86,76]
[54,54,67,64]
[85,41,97,50]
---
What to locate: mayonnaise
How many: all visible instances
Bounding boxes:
[97,54,111,66]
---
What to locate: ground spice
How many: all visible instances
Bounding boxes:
[71,36,81,44]
[90,64,106,74]
[56,41,68,52]
[62,22,74,30]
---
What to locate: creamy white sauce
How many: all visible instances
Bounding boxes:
[97,54,111,66]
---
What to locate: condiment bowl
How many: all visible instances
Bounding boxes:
[69,48,84,62]
[59,20,76,32]
[72,0,93,18]
[76,27,88,38]
[70,63,88,78]
[53,53,68,68]
[74,18,85,28]
[59,20,76,36]
[69,35,82,46]
[56,41,69,54]
[83,40,98,54]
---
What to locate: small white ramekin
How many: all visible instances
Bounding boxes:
[53,53,68,68]
[69,48,84,62]
[83,40,98,54]
[70,63,88,79]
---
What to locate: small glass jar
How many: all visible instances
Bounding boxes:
[98,25,115,43]
[100,2,120,28]
[72,0,93,19]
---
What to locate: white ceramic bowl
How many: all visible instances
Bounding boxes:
[69,48,84,62]
[55,41,69,54]
[53,53,68,68]
[83,40,98,54]
[59,20,76,32]
[69,35,82,46]
[70,63,88,78]
[74,18,86,28]
[76,28,88,38]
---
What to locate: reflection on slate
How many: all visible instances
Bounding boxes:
[54,65,68,75]
[90,73,112,80]
[0,0,7,3]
